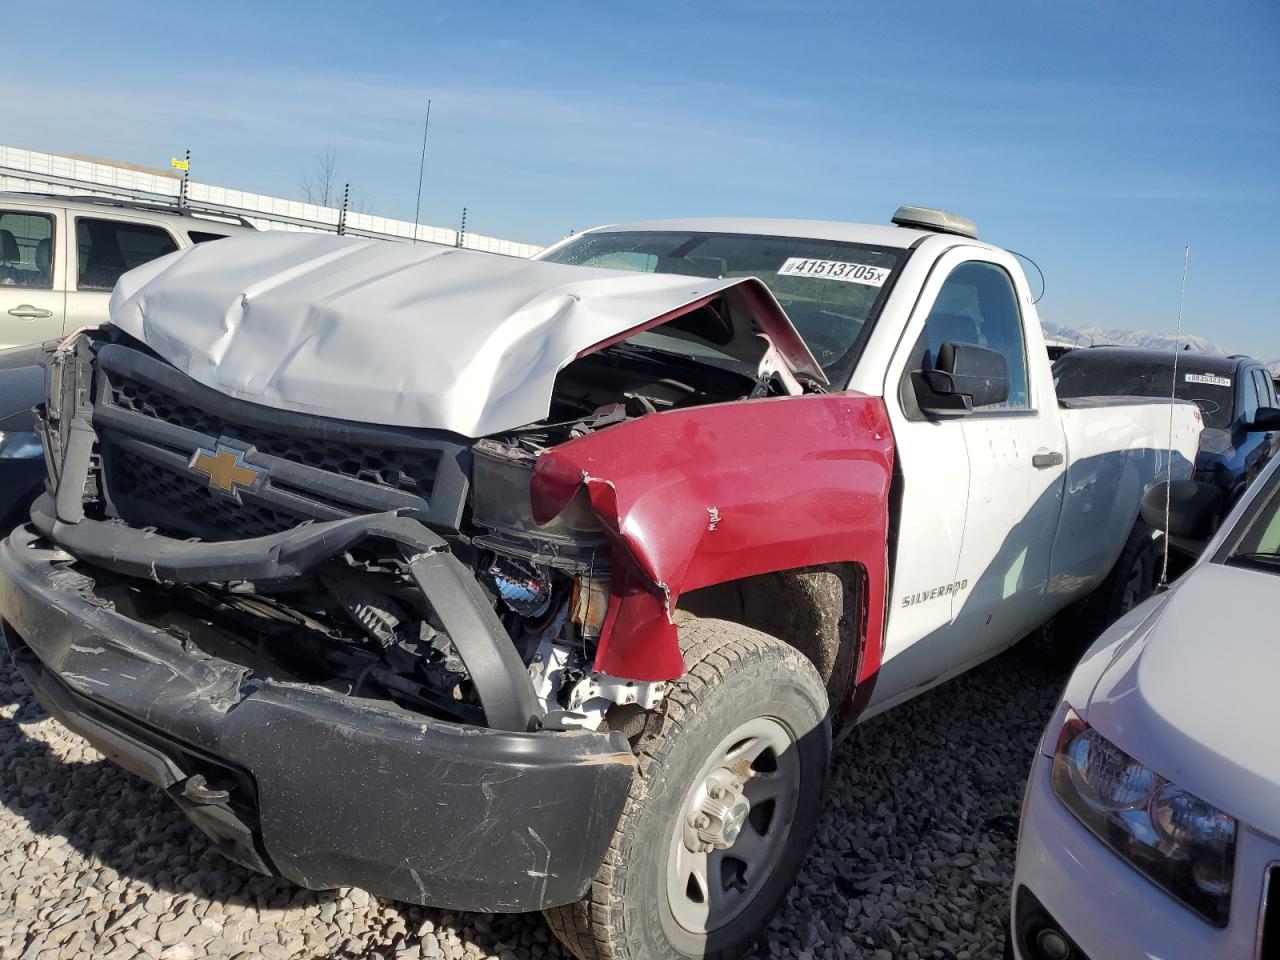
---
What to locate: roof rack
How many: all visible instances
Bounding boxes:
[0,191,256,229]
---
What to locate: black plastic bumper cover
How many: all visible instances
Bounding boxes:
[27,493,541,732]
[0,525,636,912]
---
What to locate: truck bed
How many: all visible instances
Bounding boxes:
[1045,397,1202,611]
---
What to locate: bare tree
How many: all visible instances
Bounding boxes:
[299,146,339,207]
[299,147,374,214]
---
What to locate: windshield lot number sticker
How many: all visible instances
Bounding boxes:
[778,257,889,287]
[1185,372,1231,387]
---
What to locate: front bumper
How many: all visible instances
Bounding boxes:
[1011,744,1275,959]
[0,523,636,913]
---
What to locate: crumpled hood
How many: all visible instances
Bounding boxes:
[109,233,823,438]
[1084,562,1280,839]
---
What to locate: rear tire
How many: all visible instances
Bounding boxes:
[1035,521,1161,666]
[545,618,831,960]
[1091,519,1164,633]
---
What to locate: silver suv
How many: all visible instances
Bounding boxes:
[0,193,255,349]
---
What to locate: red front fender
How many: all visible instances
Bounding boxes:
[531,392,895,693]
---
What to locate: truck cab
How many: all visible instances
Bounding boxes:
[540,212,1201,712]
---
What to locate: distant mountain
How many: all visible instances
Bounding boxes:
[1042,320,1280,377]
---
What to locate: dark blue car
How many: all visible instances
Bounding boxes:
[0,343,47,532]
[1053,346,1280,509]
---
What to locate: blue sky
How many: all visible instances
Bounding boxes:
[3,1,1278,356]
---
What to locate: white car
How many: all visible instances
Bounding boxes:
[1010,451,1280,959]
[0,192,254,349]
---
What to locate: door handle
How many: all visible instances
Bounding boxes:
[7,305,53,320]
[1032,450,1064,469]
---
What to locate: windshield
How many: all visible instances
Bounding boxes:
[1223,469,1280,575]
[1052,352,1235,430]
[540,230,905,382]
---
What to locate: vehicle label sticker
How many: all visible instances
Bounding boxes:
[1185,373,1231,387]
[778,257,890,287]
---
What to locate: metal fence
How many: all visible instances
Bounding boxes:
[0,145,545,258]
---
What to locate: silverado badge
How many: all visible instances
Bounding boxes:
[190,444,266,499]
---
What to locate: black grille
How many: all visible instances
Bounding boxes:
[110,376,439,495]
[108,446,307,540]
[82,342,472,542]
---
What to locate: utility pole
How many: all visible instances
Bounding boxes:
[457,207,467,249]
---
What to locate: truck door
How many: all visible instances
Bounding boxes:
[867,251,973,712]
[871,249,1065,711]
[945,257,1066,654]
[0,206,65,348]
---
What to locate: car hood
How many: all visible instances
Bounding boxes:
[1085,561,1280,839]
[108,233,824,438]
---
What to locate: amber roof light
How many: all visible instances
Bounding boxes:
[891,205,978,239]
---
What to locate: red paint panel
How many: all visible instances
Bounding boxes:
[531,392,895,705]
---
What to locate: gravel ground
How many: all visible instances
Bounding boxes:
[0,645,1064,960]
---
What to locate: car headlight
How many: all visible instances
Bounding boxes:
[1051,711,1236,926]
[0,431,42,460]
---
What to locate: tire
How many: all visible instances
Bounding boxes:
[545,618,831,960]
[1035,521,1162,666]
[1095,520,1162,624]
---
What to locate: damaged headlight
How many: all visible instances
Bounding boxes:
[0,431,42,460]
[489,559,553,617]
[1051,711,1236,926]
[472,439,604,540]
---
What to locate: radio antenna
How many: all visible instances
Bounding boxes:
[411,99,432,245]
[1160,245,1191,587]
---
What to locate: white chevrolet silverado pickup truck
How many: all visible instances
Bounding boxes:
[0,206,1201,959]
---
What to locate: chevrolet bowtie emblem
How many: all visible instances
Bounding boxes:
[190,444,266,499]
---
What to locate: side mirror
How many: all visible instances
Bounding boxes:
[1247,407,1280,432]
[912,342,1010,417]
[1141,480,1223,555]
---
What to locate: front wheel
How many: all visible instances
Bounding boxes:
[545,618,831,960]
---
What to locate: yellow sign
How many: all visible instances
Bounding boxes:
[171,157,189,172]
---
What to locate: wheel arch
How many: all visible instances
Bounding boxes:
[677,561,870,722]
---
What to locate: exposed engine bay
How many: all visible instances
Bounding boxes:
[467,337,783,729]
[50,313,805,735]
